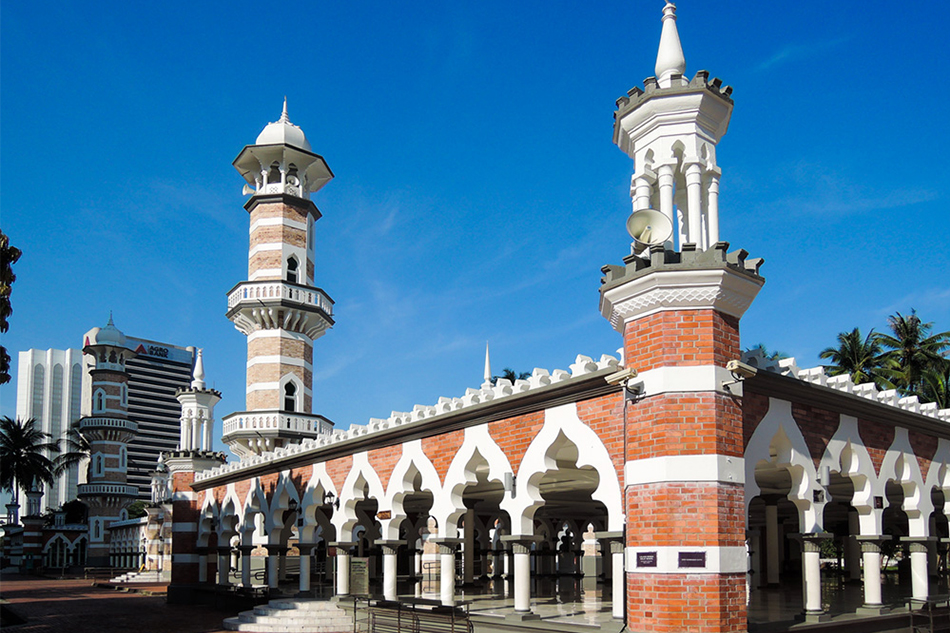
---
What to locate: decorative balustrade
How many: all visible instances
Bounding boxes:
[227,281,333,316]
[78,417,138,433]
[78,483,139,497]
[222,411,334,438]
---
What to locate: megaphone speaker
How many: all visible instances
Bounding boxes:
[626,209,673,253]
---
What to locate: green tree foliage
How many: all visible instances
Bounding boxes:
[492,368,531,384]
[745,344,789,361]
[0,417,61,504]
[0,230,22,385]
[875,310,950,398]
[127,500,149,519]
[53,421,91,478]
[819,328,887,388]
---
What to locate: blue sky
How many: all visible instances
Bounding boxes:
[2,1,948,459]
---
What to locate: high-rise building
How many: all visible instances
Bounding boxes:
[15,349,85,506]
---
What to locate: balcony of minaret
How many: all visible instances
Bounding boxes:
[221,411,333,458]
[226,280,334,339]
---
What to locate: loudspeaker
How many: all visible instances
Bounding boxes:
[626,209,673,253]
[242,183,256,196]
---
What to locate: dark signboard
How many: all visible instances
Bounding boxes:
[678,551,706,568]
[636,551,657,568]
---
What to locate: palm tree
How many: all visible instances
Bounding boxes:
[819,327,887,387]
[493,368,531,384]
[921,365,950,409]
[0,417,60,505]
[874,311,950,397]
[53,421,91,479]
[745,344,789,361]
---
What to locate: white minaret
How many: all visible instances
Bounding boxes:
[224,99,336,458]
[613,1,733,252]
[175,349,221,452]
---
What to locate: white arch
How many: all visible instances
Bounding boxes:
[301,463,337,543]
[383,440,441,540]
[508,403,623,533]
[434,426,512,530]
[818,415,884,535]
[266,470,302,539]
[744,398,822,532]
[881,427,932,537]
[334,452,386,540]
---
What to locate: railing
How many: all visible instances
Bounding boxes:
[227,280,333,316]
[910,597,950,633]
[78,483,139,497]
[361,598,472,633]
[78,417,138,433]
[222,412,333,437]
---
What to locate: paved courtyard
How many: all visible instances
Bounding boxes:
[0,573,231,633]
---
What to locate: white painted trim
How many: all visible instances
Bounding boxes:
[250,268,283,281]
[249,243,284,257]
[246,382,312,396]
[173,490,197,501]
[248,329,312,343]
[625,454,744,486]
[625,545,747,574]
[638,365,738,397]
[246,356,312,369]
[250,217,308,233]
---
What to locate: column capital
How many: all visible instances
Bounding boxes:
[264,544,286,556]
[377,540,405,555]
[238,545,256,555]
[431,538,462,555]
[329,541,357,552]
[790,533,832,553]
[501,534,542,554]
[216,546,232,555]
[901,536,937,553]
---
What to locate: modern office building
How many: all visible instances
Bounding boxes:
[15,348,85,507]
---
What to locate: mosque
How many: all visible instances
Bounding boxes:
[5,3,950,633]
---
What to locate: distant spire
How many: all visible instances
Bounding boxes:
[655,2,686,88]
[107,311,114,326]
[482,342,493,388]
[192,349,206,390]
[279,97,289,123]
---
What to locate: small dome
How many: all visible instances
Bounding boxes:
[255,98,311,151]
[87,314,126,347]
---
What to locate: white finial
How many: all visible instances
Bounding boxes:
[655,2,686,88]
[192,348,206,389]
[482,342,493,388]
[107,311,114,326]
[279,97,289,123]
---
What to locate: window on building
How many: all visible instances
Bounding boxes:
[95,390,105,412]
[95,454,103,476]
[284,383,297,412]
[287,257,299,284]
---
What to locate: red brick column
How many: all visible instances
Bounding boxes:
[600,245,764,633]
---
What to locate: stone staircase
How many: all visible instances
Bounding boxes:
[109,569,169,583]
[223,598,353,632]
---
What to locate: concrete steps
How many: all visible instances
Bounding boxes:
[109,570,168,583]
[223,598,352,632]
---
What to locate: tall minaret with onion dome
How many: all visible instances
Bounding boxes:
[78,316,139,567]
[599,4,765,631]
[222,99,336,459]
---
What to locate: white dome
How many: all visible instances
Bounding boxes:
[255,99,311,151]
[86,316,126,347]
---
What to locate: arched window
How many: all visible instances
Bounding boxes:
[283,383,297,412]
[95,454,104,476]
[95,390,105,412]
[286,257,299,284]
[120,447,127,470]
[94,521,101,540]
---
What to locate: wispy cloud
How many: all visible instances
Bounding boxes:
[755,37,851,72]
[874,287,950,319]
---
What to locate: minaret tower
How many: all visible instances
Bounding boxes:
[78,316,139,567]
[175,349,221,452]
[222,99,335,458]
[600,4,764,632]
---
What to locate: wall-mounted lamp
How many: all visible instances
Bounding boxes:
[288,499,298,512]
[819,466,831,487]
[323,491,340,510]
[722,359,757,392]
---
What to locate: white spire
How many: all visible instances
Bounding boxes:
[482,342,493,388]
[279,96,289,123]
[655,2,686,88]
[192,348,206,390]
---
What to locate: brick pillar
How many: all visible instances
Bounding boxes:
[600,244,764,633]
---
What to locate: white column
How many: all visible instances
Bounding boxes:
[798,536,826,614]
[191,417,201,451]
[463,510,475,585]
[706,171,720,245]
[335,547,351,597]
[379,541,401,601]
[198,552,208,583]
[908,540,930,601]
[180,419,191,450]
[298,544,313,594]
[859,539,883,607]
[512,542,533,612]
[436,541,457,607]
[240,546,253,586]
[203,419,213,452]
[611,541,625,620]
[633,175,653,211]
[266,546,280,589]
[765,503,780,585]
[656,164,676,242]
[218,548,230,585]
[684,162,703,248]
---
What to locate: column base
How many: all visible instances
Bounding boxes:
[506,612,541,622]
[856,605,890,616]
[801,612,832,623]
